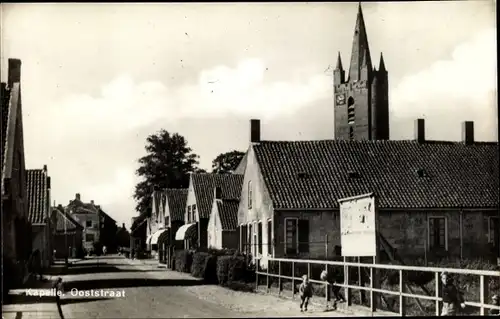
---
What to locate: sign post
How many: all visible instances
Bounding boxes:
[338,193,380,311]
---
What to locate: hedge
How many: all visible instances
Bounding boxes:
[191,252,218,283]
[174,250,193,273]
[216,255,248,286]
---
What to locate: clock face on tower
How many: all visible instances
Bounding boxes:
[336,93,346,105]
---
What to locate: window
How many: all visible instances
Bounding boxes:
[86,220,92,228]
[187,206,192,223]
[347,96,355,125]
[85,233,95,242]
[240,224,248,253]
[428,217,447,250]
[192,205,197,223]
[486,216,499,246]
[165,216,170,227]
[258,222,263,255]
[285,218,298,255]
[267,219,273,256]
[248,181,252,209]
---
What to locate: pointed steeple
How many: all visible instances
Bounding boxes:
[335,52,343,70]
[348,3,372,81]
[379,53,386,72]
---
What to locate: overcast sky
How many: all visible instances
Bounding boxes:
[1,2,497,229]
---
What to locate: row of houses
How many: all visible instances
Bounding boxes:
[129,5,498,266]
[129,118,498,267]
[1,59,127,296]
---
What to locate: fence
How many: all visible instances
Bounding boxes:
[241,239,338,259]
[255,257,500,316]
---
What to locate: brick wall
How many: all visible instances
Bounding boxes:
[274,210,339,260]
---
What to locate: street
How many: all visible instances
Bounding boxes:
[4,255,350,318]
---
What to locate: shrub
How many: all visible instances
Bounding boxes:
[217,255,249,286]
[174,250,193,273]
[191,252,219,283]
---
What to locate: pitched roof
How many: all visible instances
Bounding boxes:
[253,140,499,210]
[54,207,83,232]
[131,213,147,232]
[216,199,239,230]
[191,173,244,219]
[165,188,188,221]
[26,169,49,224]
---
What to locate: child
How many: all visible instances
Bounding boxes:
[489,294,499,316]
[440,272,466,316]
[299,274,313,312]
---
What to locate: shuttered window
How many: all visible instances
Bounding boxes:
[285,218,298,255]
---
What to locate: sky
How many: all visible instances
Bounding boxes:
[1,2,497,229]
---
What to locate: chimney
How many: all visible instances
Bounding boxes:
[43,164,47,172]
[90,200,94,205]
[8,58,22,88]
[122,223,126,229]
[75,193,81,201]
[250,119,261,143]
[414,119,425,143]
[462,121,474,145]
[214,187,222,200]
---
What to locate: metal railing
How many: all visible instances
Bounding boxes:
[255,257,500,316]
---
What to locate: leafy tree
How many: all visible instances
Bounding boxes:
[134,130,204,215]
[211,150,245,174]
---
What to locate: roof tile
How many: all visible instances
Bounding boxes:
[216,199,239,230]
[165,188,188,221]
[253,140,499,209]
[26,169,49,224]
[192,173,244,219]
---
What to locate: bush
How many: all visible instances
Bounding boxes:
[217,255,250,286]
[191,252,219,283]
[174,250,193,273]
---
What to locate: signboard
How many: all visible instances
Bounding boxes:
[339,193,377,257]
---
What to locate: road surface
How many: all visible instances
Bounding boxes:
[4,255,352,318]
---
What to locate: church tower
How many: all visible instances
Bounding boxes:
[334,3,389,140]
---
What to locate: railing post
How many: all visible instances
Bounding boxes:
[325,264,329,305]
[480,275,488,316]
[399,269,406,317]
[292,261,295,299]
[266,259,270,293]
[370,264,375,312]
[344,257,351,306]
[256,258,259,291]
[278,260,282,295]
[435,271,440,316]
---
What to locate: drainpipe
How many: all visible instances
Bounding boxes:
[459,210,463,260]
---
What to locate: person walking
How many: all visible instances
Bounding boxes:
[321,269,345,310]
[440,272,466,316]
[299,274,314,312]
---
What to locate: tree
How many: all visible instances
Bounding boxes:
[211,150,245,174]
[134,130,204,215]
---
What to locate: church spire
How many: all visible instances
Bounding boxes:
[348,2,372,81]
[379,52,386,72]
[335,52,343,70]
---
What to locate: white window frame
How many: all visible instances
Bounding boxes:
[427,216,448,251]
[487,216,499,244]
[284,217,299,255]
[267,218,273,257]
[253,221,257,256]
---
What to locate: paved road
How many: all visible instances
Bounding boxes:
[58,256,242,318]
[4,255,357,318]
